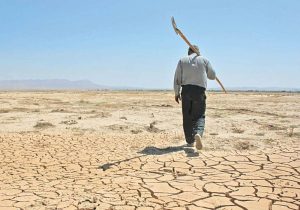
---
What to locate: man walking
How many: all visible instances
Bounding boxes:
[174,45,216,150]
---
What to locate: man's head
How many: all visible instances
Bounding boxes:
[188,45,200,55]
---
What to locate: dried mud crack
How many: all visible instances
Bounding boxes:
[0,91,299,209]
[0,133,299,210]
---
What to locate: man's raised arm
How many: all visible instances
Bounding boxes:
[206,60,216,80]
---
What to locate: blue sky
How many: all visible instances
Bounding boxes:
[0,0,299,89]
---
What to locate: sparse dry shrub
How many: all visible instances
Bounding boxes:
[131,129,143,134]
[60,120,78,125]
[287,127,294,137]
[234,141,252,150]
[34,121,55,129]
[146,121,162,133]
[232,127,245,134]
[79,99,89,104]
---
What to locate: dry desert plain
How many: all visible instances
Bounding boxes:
[0,91,299,210]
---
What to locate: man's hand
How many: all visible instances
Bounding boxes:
[175,95,181,104]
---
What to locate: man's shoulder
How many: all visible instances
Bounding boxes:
[197,56,210,63]
[179,54,210,64]
[197,55,208,60]
[180,55,190,61]
[180,54,198,62]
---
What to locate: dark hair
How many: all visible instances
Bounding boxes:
[188,45,200,55]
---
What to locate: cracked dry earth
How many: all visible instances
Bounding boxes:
[0,91,299,210]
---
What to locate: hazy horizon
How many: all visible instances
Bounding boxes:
[0,79,299,91]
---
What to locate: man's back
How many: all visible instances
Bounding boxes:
[174,53,216,96]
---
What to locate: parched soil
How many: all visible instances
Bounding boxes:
[0,91,299,209]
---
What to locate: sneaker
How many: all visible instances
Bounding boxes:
[195,134,203,150]
[186,142,194,147]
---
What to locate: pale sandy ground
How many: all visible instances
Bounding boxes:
[0,91,299,210]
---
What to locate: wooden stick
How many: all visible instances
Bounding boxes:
[215,77,227,93]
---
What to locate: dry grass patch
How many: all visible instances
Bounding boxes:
[34,121,55,129]
[108,124,129,131]
[234,140,254,150]
[88,112,112,118]
[287,126,296,137]
[0,109,10,113]
[131,129,143,134]
[232,127,245,134]
[146,121,163,133]
[78,99,90,104]
[264,124,285,131]
[51,109,66,112]
[60,120,78,125]
[264,138,275,144]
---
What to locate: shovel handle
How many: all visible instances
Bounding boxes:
[215,77,227,93]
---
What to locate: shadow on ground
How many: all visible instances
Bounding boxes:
[99,145,199,171]
[138,145,199,157]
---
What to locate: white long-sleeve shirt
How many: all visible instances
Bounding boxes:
[173,53,216,96]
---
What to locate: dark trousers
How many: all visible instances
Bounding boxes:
[181,85,206,144]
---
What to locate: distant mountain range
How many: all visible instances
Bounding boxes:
[0,79,299,92]
[0,79,110,90]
